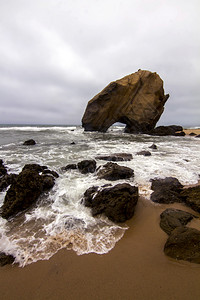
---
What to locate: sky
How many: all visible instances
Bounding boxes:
[0,0,199,127]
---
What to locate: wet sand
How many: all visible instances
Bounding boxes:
[1,196,200,300]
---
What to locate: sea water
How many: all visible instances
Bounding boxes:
[0,125,199,266]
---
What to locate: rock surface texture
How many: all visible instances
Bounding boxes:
[82,70,169,133]
[164,227,200,264]
[160,208,196,235]
[83,183,138,222]
[97,162,134,181]
[0,164,58,219]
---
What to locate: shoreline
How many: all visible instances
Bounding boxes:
[183,128,200,135]
[1,191,200,299]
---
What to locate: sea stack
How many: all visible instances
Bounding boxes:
[82,69,169,133]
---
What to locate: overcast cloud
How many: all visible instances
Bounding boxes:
[0,0,199,127]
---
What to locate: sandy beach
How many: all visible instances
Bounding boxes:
[183,128,200,135]
[0,194,200,300]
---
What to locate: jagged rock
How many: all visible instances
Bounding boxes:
[95,153,133,161]
[149,125,185,136]
[97,162,134,181]
[0,252,15,267]
[82,70,169,133]
[77,160,96,174]
[0,160,7,177]
[150,177,183,204]
[160,208,197,235]
[180,186,200,213]
[195,134,200,138]
[83,183,138,222]
[23,139,36,145]
[0,164,58,219]
[136,150,151,156]
[0,174,18,192]
[164,227,200,264]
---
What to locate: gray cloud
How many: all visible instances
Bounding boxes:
[0,0,199,126]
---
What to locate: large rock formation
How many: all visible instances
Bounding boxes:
[82,70,169,133]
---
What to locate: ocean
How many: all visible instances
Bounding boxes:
[0,125,199,267]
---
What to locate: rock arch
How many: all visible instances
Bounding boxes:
[82,70,169,133]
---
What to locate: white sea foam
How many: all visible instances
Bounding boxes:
[0,125,199,266]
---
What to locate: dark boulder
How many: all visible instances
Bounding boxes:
[180,186,200,213]
[149,125,185,136]
[149,143,157,149]
[97,162,134,181]
[0,174,18,192]
[23,139,36,145]
[189,132,196,136]
[0,252,15,267]
[164,227,200,264]
[195,134,200,138]
[0,160,7,177]
[77,160,96,174]
[61,164,77,171]
[95,153,133,161]
[160,208,197,235]
[136,150,151,156]
[83,183,138,222]
[0,164,58,219]
[150,177,183,204]
[151,177,183,192]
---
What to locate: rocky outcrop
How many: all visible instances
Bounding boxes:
[97,162,134,181]
[149,125,185,136]
[95,153,133,162]
[150,177,183,204]
[0,164,58,219]
[164,227,200,264]
[82,70,169,133]
[83,183,138,222]
[160,208,196,235]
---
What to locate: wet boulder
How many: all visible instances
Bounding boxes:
[0,164,58,219]
[61,164,77,171]
[95,153,133,162]
[160,208,197,235]
[97,162,134,181]
[23,139,36,145]
[150,177,183,204]
[180,186,200,213]
[164,227,200,264]
[77,160,96,174]
[0,252,15,267]
[83,183,138,222]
